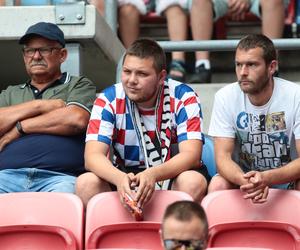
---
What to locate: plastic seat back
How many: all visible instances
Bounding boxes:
[202,189,300,249]
[0,192,83,250]
[85,190,192,249]
[202,134,217,177]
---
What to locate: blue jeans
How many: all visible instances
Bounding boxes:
[0,168,76,193]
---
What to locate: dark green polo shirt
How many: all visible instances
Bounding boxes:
[0,72,96,112]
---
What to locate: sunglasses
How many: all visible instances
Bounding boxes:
[164,239,205,250]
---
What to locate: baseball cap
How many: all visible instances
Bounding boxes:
[19,22,65,47]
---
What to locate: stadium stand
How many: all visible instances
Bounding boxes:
[85,190,192,249]
[202,189,300,249]
[0,192,84,250]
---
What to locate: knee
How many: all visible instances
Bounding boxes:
[208,175,232,193]
[173,170,208,202]
[119,4,139,17]
[76,172,101,193]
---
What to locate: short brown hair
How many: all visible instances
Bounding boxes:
[236,34,277,65]
[123,38,166,73]
[162,200,208,239]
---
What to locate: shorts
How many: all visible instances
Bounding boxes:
[212,0,290,21]
[113,163,211,190]
[118,0,191,15]
[0,168,76,193]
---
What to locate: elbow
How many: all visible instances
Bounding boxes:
[70,111,90,133]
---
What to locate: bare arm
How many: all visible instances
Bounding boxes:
[251,139,300,186]
[214,137,248,186]
[0,99,65,136]
[21,104,90,136]
[0,103,89,151]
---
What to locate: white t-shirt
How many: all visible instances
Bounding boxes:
[208,77,300,173]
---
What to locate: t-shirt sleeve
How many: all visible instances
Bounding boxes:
[86,92,115,144]
[66,76,96,113]
[0,87,11,107]
[208,89,236,138]
[175,85,203,143]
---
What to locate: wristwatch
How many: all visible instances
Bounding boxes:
[16,121,26,136]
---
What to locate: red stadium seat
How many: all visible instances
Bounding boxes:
[202,189,300,249]
[85,190,193,249]
[0,192,84,250]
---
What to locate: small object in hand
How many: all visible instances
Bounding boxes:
[123,193,143,221]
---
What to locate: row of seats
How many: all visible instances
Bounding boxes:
[1,189,300,249]
[141,0,298,39]
[0,190,192,250]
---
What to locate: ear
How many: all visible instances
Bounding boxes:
[159,229,165,249]
[269,60,277,75]
[59,48,68,63]
[158,69,167,85]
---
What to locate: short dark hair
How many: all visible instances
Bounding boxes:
[236,34,277,65]
[123,38,166,73]
[162,200,208,239]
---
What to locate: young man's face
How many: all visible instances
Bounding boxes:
[121,55,166,109]
[162,216,207,250]
[235,47,276,95]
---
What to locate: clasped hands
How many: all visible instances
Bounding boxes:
[240,171,269,203]
[117,169,156,209]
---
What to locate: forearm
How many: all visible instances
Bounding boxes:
[0,99,65,132]
[217,158,248,186]
[21,105,90,136]
[262,158,300,186]
[85,152,127,186]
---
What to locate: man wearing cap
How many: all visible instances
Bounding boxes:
[0,22,96,193]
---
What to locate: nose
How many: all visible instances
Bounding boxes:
[32,49,42,59]
[240,64,248,76]
[128,72,137,84]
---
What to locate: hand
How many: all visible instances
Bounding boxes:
[228,0,250,20]
[240,171,269,202]
[132,169,156,208]
[0,125,21,151]
[251,186,269,204]
[116,172,136,204]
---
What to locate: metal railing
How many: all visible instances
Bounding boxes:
[158,39,300,52]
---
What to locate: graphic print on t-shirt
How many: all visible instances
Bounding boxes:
[236,111,290,172]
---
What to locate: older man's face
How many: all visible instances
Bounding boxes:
[23,36,66,82]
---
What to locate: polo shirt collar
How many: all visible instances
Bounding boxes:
[20,72,70,89]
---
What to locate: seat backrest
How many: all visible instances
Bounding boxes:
[202,134,217,177]
[85,190,192,249]
[0,192,83,250]
[202,189,300,226]
[208,221,300,249]
[202,189,300,249]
